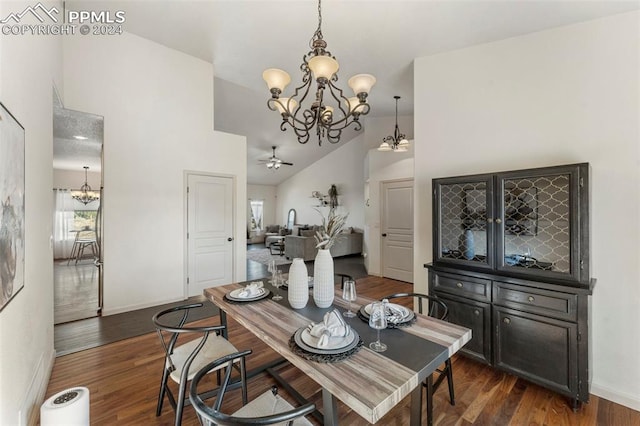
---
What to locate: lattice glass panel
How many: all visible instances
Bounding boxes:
[440,182,487,264]
[503,174,570,273]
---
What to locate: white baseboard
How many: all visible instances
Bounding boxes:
[21,348,56,426]
[102,296,186,316]
[591,382,640,412]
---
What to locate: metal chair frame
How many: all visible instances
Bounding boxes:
[335,273,354,289]
[153,303,247,426]
[189,350,316,426]
[383,293,456,418]
[67,230,98,265]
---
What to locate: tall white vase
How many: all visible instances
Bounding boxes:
[287,258,308,309]
[313,249,334,308]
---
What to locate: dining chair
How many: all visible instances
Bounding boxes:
[189,350,316,426]
[382,293,455,409]
[335,273,354,289]
[153,303,248,426]
[67,229,98,265]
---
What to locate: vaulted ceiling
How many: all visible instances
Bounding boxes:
[67,0,638,184]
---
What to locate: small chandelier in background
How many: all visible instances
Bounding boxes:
[378,95,409,152]
[71,166,99,205]
[263,0,376,146]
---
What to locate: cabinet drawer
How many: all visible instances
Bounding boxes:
[433,272,491,302]
[494,282,577,322]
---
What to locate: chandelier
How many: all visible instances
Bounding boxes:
[71,166,99,205]
[262,0,376,146]
[378,95,409,152]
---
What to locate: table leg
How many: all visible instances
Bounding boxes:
[322,388,338,426]
[219,310,228,339]
[426,375,433,426]
[410,385,422,426]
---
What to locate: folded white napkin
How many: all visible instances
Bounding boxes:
[381,299,407,323]
[307,309,350,347]
[237,281,264,298]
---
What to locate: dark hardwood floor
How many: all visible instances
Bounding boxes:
[45,275,640,425]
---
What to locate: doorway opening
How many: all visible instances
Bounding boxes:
[52,87,104,324]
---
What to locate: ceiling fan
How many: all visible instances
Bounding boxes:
[258,146,293,170]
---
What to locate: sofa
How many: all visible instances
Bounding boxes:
[284,227,363,261]
[264,224,290,247]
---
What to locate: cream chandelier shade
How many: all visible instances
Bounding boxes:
[263,0,375,146]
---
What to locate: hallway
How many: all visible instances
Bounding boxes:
[53,259,99,325]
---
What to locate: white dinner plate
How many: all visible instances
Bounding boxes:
[300,328,354,350]
[227,287,267,301]
[293,327,360,355]
[362,303,414,324]
[284,276,314,288]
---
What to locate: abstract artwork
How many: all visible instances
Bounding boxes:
[0,102,25,312]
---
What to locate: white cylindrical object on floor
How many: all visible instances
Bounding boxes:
[41,387,90,426]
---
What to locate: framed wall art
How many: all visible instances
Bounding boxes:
[0,102,25,312]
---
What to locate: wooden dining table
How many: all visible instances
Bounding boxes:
[204,280,471,426]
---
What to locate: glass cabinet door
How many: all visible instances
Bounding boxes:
[433,175,494,270]
[495,165,586,283]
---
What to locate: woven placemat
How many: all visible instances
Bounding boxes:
[288,334,363,363]
[223,290,271,304]
[357,308,416,329]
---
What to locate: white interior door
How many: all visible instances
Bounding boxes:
[187,174,234,296]
[381,179,414,283]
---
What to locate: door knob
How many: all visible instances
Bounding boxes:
[382,233,387,237]
[227,237,234,241]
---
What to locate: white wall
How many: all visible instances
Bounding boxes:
[414,11,640,410]
[0,1,62,423]
[63,32,247,314]
[53,168,100,189]
[247,184,277,228]
[364,145,414,275]
[276,136,365,230]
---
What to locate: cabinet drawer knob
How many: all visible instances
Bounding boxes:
[474,309,480,316]
[503,317,511,324]
[456,282,463,288]
[495,218,502,224]
[527,296,535,302]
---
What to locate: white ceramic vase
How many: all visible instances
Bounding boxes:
[287,258,309,309]
[313,249,334,308]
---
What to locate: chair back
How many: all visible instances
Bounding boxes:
[335,273,354,289]
[190,351,315,426]
[382,292,448,321]
[152,303,226,382]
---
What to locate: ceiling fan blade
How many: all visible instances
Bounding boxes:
[281,162,293,166]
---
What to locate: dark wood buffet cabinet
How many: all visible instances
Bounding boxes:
[425,163,595,409]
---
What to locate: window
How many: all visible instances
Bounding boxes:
[249,200,264,231]
[74,210,97,231]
